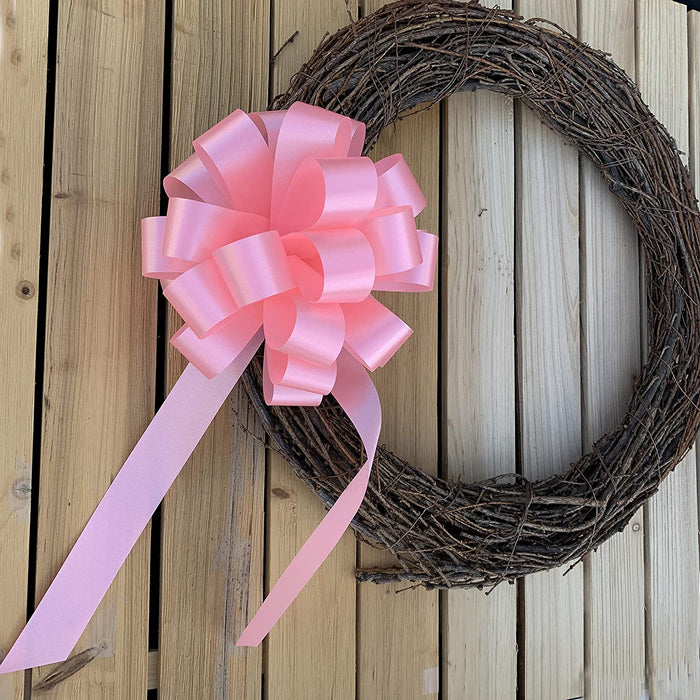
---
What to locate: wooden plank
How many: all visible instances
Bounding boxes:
[265,3,359,698]
[352,2,440,697]
[637,1,700,697]
[442,0,517,693]
[579,2,646,698]
[159,381,266,699]
[443,93,517,700]
[357,130,440,699]
[158,1,270,698]
[692,13,700,204]
[691,10,700,602]
[515,1,584,697]
[32,1,164,696]
[147,649,159,691]
[0,1,50,697]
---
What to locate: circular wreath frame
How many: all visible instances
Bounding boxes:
[242,0,700,588]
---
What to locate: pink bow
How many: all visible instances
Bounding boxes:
[0,103,436,673]
[143,101,437,401]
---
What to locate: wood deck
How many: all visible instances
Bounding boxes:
[1,0,699,697]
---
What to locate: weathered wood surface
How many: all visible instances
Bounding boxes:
[2,1,699,698]
[159,1,269,698]
[638,2,700,697]
[355,1,441,697]
[516,0,584,696]
[443,2,517,697]
[0,1,50,698]
[0,0,49,698]
[264,3,359,698]
[31,0,165,697]
[580,2,646,698]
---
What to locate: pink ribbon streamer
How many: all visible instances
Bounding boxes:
[0,333,262,673]
[0,102,437,674]
[237,350,381,646]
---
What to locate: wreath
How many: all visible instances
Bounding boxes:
[242,0,700,588]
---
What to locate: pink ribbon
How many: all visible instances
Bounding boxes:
[0,102,437,673]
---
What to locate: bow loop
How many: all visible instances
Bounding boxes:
[142,217,194,279]
[163,258,240,338]
[265,347,338,395]
[163,152,230,208]
[249,110,287,155]
[263,294,345,367]
[263,349,324,406]
[373,230,439,292]
[277,156,378,234]
[284,229,375,304]
[375,153,427,216]
[164,198,269,263]
[213,229,296,307]
[270,102,357,224]
[194,110,273,217]
[171,304,263,379]
[342,295,413,371]
[361,205,422,276]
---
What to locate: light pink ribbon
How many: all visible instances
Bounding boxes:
[0,102,437,673]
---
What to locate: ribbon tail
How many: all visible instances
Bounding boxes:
[236,351,381,646]
[0,331,263,675]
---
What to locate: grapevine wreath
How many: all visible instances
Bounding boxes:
[242,0,700,588]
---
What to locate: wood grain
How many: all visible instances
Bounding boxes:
[32,0,164,695]
[264,3,359,698]
[515,1,584,697]
[691,14,700,625]
[159,1,270,698]
[637,2,700,697]
[351,2,440,698]
[357,120,440,700]
[147,649,158,690]
[442,0,517,693]
[579,2,646,698]
[0,1,50,697]
[692,12,700,201]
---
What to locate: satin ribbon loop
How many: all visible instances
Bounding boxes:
[194,109,273,217]
[270,102,355,224]
[163,152,231,209]
[276,156,378,234]
[249,110,287,156]
[265,347,337,395]
[342,295,413,371]
[141,216,194,279]
[348,119,367,157]
[163,257,239,338]
[163,198,270,263]
[263,350,324,406]
[171,303,264,379]
[283,229,375,304]
[373,229,439,292]
[263,294,345,367]
[375,153,427,217]
[213,229,296,307]
[361,205,422,276]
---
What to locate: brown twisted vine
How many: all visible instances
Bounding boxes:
[241,0,700,588]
